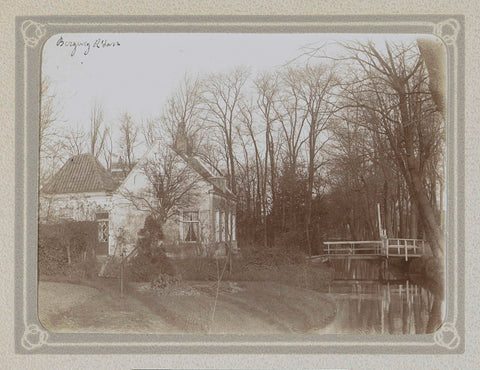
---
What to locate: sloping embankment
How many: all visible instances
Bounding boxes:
[130,280,336,334]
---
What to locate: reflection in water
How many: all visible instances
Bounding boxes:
[316,259,443,334]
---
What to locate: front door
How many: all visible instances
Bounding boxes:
[96,212,109,255]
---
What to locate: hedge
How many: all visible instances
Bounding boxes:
[38,221,99,277]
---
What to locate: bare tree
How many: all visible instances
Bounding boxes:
[162,74,206,154]
[274,71,310,234]
[277,70,309,173]
[119,144,203,229]
[283,64,338,255]
[204,67,250,193]
[417,38,446,117]
[118,112,139,172]
[89,100,107,158]
[62,123,87,157]
[102,127,114,171]
[40,76,64,185]
[336,41,445,257]
[239,101,264,243]
[195,141,225,176]
[40,76,58,148]
[141,117,161,148]
[255,72,281,246]
[235,123,256,243]
[327,111,386,240]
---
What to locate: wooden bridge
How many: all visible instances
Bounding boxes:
[310,238,425,262]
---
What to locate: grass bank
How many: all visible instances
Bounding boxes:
[172,257,334,290]
[129,280,336,333]
[38,281,177,333]
[39,258,336,334]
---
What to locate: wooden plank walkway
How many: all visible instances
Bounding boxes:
[310,238,425,262]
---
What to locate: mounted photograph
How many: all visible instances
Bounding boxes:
[37,31,447,336]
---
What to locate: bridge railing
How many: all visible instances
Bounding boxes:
[386,238,424,260]
[323,241,384,256]
[319,239,424,261]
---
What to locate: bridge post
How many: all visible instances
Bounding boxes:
[382,236,388,258]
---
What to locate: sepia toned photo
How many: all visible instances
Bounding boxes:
[36,31,448,336]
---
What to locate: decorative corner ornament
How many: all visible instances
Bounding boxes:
[21,324,49,350]
[434,19,461,45]
[433,322,461,350]
[21,20,47,48]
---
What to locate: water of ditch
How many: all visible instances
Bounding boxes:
[314,259,444,334]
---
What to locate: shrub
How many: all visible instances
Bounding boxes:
[150,273,181,289]
[136,215,164,255]
[126,248,176,282]
[172,257,220,281]
[239,237,307,268]
[125,215,176,282]
[38,221,98,277]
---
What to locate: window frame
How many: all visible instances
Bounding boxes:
[181,210,200,243]
[96,212,109,243]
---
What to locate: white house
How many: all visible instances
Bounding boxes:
[40,138,237,258]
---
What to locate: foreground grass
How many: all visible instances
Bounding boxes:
[130,280,336,333]
[38,281,178,333]
[173,258,333,288]
[39,262,336,334]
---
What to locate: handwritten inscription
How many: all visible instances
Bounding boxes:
[56,36,120,57]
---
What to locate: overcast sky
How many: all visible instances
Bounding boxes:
[42,32,435,152]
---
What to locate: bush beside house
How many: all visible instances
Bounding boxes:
[38,221,98,278]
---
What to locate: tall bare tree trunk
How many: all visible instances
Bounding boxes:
[305,134,315,256]
[398,93,444,257]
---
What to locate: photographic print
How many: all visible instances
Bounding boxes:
[16,16,464,354]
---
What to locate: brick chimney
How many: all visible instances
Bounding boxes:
[175,121,191,154]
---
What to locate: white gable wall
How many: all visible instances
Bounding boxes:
[40,192,112,222]
[109,142,216,256]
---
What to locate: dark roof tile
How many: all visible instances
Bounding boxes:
[42,153,116,194]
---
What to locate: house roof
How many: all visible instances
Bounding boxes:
[43,141,235,200]
[42,153,117,194]
[173,148,236,199]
